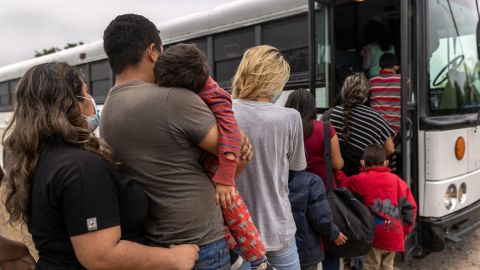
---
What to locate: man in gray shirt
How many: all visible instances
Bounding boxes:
[100,14,233,269]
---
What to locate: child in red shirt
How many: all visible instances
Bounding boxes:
[369,53,401,133]
[335,144,417,270]
[155,43,269,269]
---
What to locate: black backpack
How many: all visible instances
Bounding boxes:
[322,112,374,258]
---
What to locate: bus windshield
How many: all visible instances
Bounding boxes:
[427,0,480,115]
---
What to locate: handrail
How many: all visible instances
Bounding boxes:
[421,113,480,130]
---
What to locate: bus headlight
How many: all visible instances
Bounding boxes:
[445,184,458,210]
[458,183,467,204]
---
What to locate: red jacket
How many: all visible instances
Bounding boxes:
[336,167,417,252]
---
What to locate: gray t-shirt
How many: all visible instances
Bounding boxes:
[232,99,306,251]
[99,81,225,246]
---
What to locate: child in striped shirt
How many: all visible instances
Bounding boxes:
[369,53,401,133]
[154,43,271,270]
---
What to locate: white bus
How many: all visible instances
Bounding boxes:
[1,0,480,260]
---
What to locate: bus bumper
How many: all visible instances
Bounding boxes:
[421,199,480,252]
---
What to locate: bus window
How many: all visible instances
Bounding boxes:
[0,82,10,107]
[214,27,255,88]
[263,14,309,84]
[9,79,18,106]
[90,60,112,103]
[185,37,208,55]
[78,64,90,86]
[427,0,480,114]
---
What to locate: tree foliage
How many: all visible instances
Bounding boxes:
[34,42,84,57]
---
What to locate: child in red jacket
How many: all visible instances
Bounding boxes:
[335,144,417,270]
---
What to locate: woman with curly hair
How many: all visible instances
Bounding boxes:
[330,73,395,177]
[231,45,307,270]
[1,62,198,270]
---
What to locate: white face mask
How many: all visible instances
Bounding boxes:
[76,95,100,131]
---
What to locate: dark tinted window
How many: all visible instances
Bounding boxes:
[283,48,309,79]
[9,79,18,105]
[214,27,254,87]
[90,60,111,102]
[263,14,309,84]
[184,38,208,55]
[9,79,18,91]
[215,58,241,88]
[0,82,9,106]
[91,80,111,101]
[263,15,308,51]
[78,64,90,84]
[214,28,254,60]
[90,60,110,81]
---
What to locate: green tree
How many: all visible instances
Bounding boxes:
[34,42,84,57]
[34,47,61,57]
[64,42,84,49]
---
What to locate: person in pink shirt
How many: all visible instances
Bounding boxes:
[285,89,344,270]
[285,89,344,187]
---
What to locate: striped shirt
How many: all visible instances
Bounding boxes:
[369,70,401,132]
[199,77,240,186]
[331,104,395,175]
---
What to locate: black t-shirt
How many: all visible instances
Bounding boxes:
[29,138,149,270]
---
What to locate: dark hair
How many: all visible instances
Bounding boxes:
[154,43,209,92]
[379,53,397,69]
[2,62,114,225]
[340,73,369,144]
[364,20,392,51]
[362,144,387,167]
[103,14,162,74]
[285,89,316,139]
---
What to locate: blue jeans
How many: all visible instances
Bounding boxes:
[343,257,363,270]
[237,240,301,270]
[194,238,231,270]
[322,253,340,270]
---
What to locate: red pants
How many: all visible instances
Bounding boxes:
[223,191,266,261]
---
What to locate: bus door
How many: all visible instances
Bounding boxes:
[309,0,333,113]
[400,0,419,261]
[310,0,421,261]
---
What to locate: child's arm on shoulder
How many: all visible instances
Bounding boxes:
[398,178,418,236]
[198,77,241,205]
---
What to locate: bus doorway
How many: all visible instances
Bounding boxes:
[329,0,420,260]
[332,0,401,100]
[331,0,405,174]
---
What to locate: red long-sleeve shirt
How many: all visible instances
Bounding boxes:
[198,77,240,186]
[336,167,417,252]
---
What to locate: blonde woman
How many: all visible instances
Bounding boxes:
[232,45,306,270]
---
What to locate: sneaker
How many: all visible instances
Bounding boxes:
[251,262,276,270]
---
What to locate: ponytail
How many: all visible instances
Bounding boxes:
[339,73,370,145]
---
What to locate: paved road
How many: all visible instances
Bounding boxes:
[397,229,480,270]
